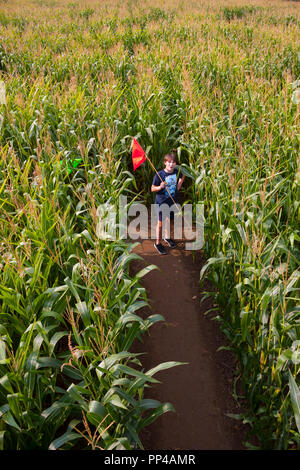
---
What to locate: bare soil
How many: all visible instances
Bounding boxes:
[130,238,249,450]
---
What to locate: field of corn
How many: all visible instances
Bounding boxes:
[0,0,299,450]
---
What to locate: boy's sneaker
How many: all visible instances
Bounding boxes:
[154,243,167,255]
[163,238,177,248]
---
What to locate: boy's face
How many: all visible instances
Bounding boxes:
[164,158,176,173]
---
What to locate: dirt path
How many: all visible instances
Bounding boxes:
[130,238,248,450]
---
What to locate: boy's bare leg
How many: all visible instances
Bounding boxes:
[156,220,162,245]
[164,217,171,239]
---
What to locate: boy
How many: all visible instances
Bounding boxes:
[151,152,185,255]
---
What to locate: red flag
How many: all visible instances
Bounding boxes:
[132,138,146,171]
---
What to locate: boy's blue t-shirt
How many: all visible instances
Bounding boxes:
[152,168,182,205]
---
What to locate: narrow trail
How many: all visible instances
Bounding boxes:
[130,238,248,450]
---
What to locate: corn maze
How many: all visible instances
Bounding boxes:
[0,0,299,450]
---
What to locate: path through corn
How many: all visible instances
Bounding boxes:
[131,239,247,450]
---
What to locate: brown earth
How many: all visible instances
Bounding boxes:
[130,236,250,450]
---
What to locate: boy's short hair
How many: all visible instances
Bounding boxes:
[164,152,177,163]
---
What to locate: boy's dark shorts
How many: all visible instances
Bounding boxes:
[155,198,178,222]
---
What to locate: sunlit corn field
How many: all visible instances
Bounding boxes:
[0,0,299,450]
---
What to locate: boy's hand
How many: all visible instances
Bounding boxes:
[177,175,185,191]
[160,181,166,189]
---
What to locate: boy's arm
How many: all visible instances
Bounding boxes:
[177,175,185,191]
[151,181,166,192]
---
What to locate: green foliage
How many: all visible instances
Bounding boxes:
[79,8,94,22]
[222,6,259,22]
[0,0,299,450]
